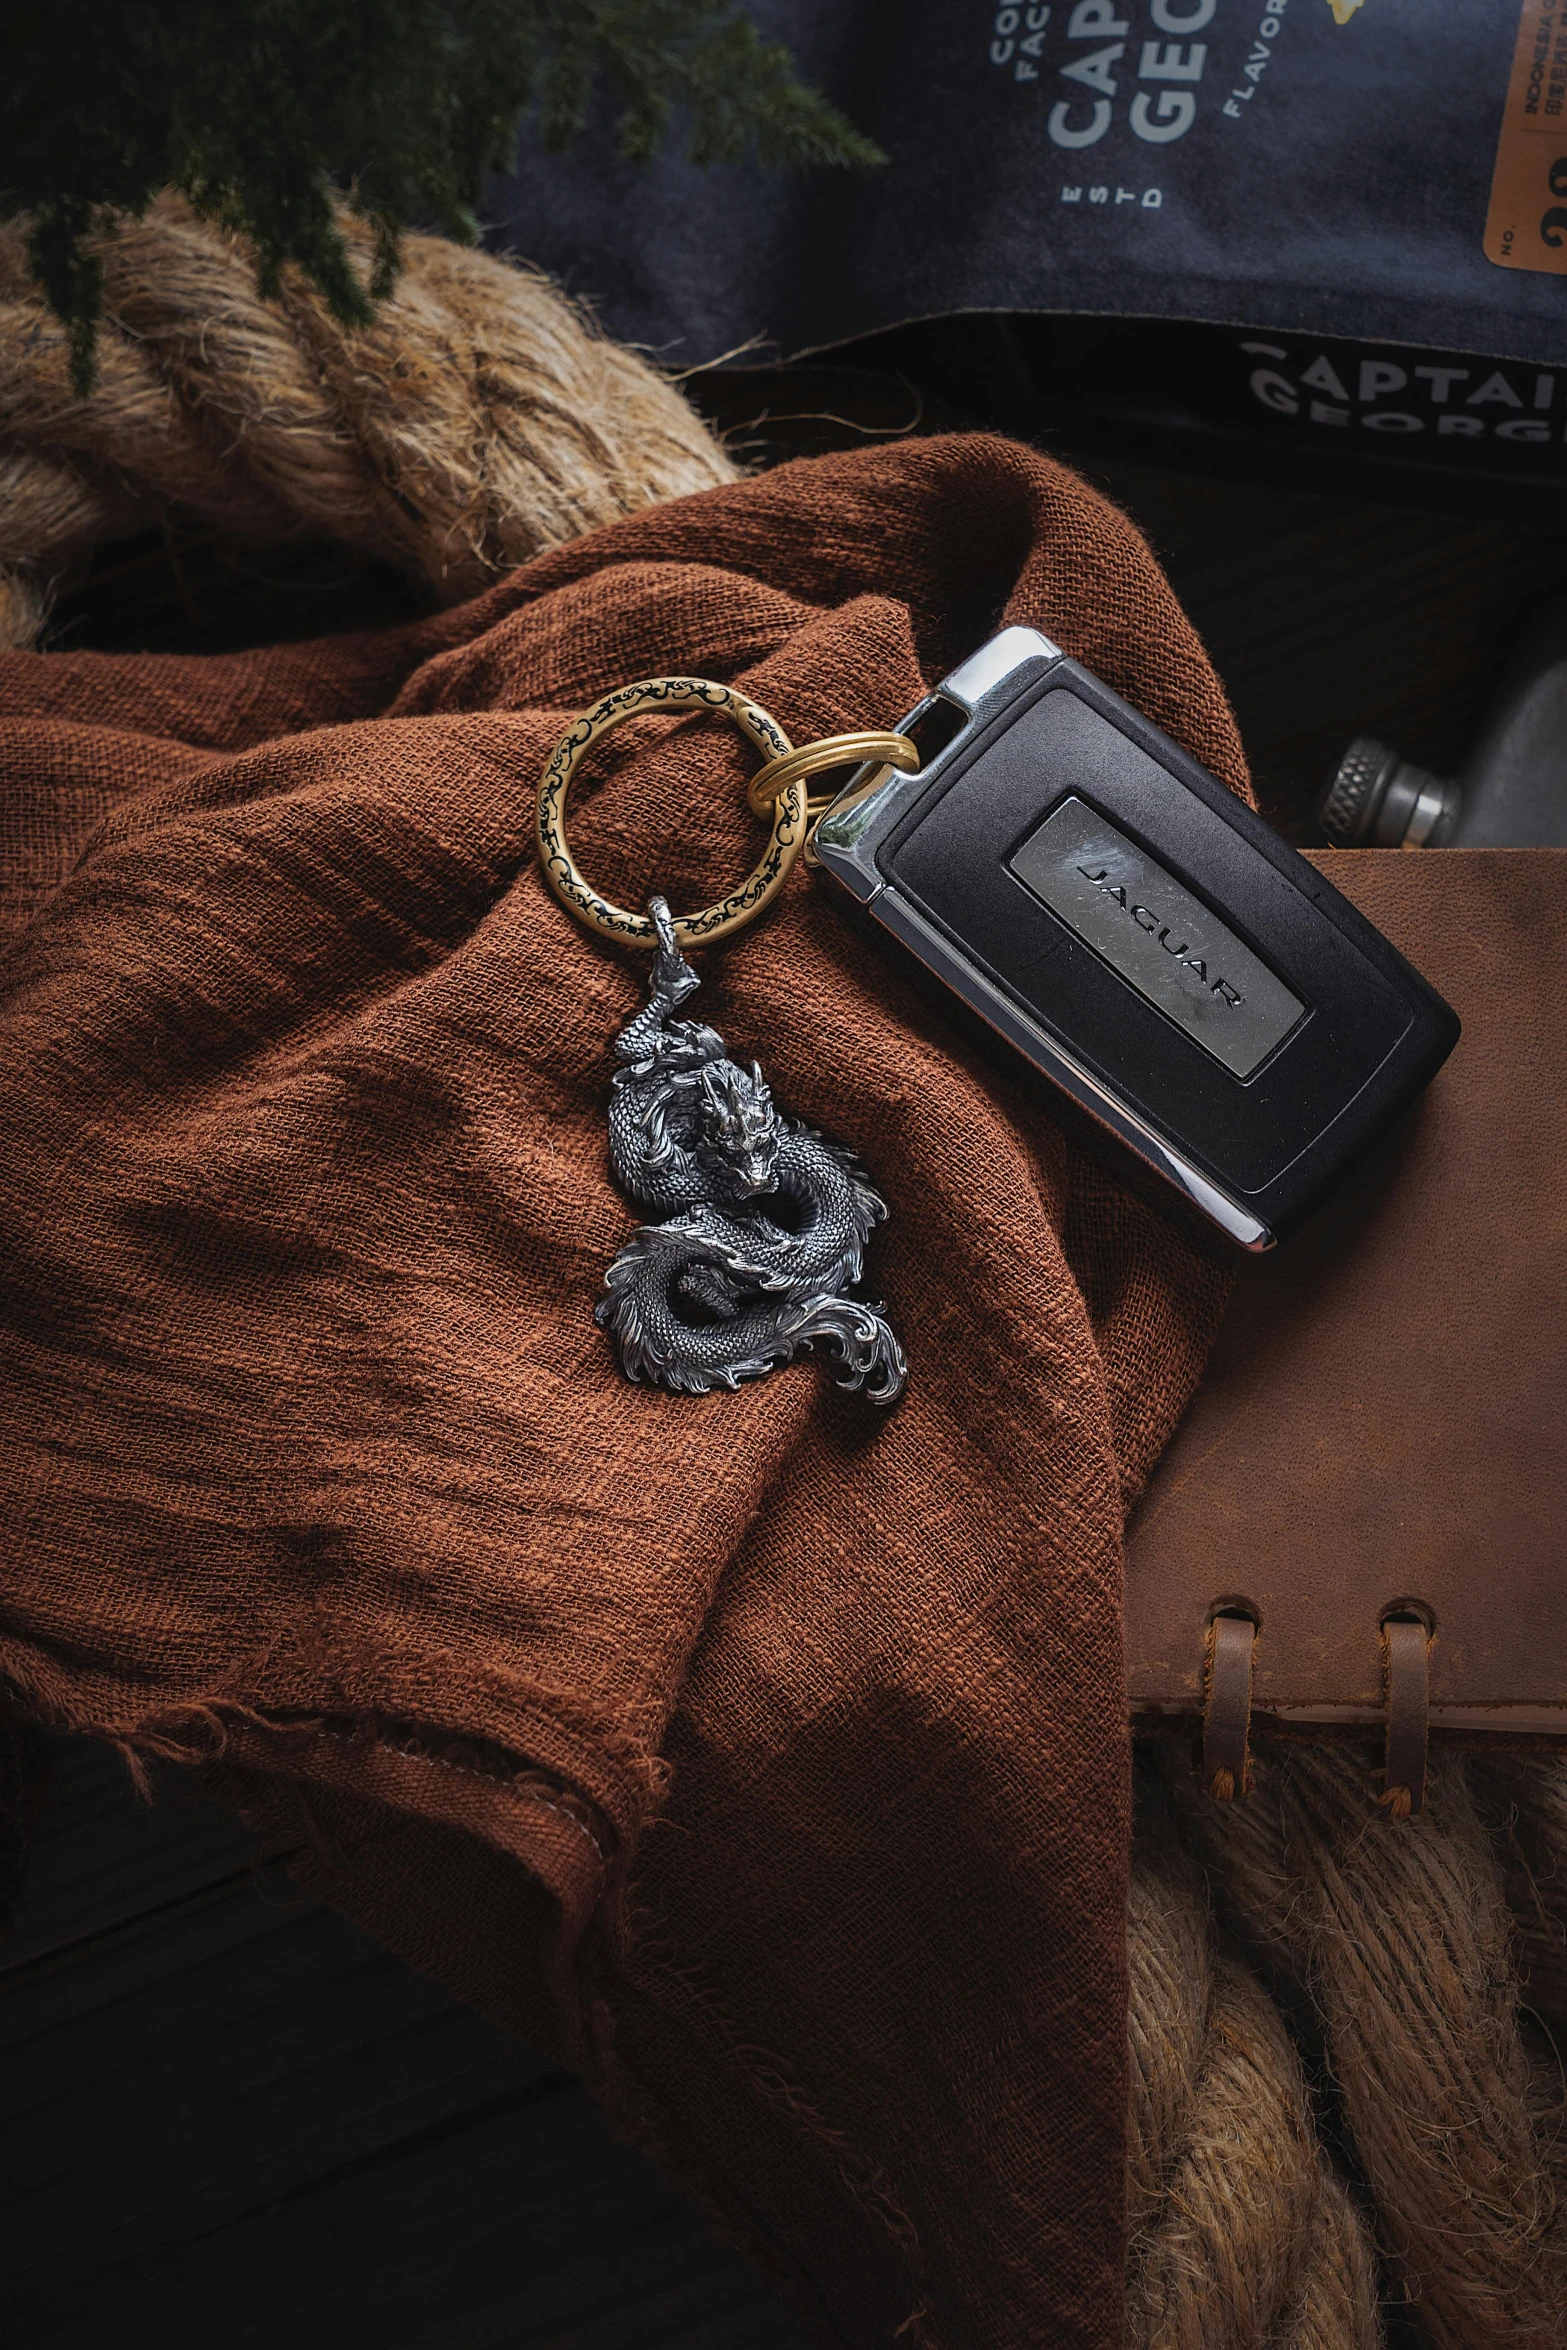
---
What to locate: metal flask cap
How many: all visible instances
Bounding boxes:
[1318,737,1462,850]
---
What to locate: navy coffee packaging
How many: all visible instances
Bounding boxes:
[495,0,1567,521]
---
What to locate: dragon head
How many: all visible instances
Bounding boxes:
[693,1057,781,1199]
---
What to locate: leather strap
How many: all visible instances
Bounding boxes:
[1201,1613,1256,1802]
[1381,1614,1430,1818]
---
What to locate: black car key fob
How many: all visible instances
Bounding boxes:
[813,628,1460,1249]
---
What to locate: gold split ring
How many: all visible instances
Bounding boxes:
[535,675,808,950]
[746,730,921,818]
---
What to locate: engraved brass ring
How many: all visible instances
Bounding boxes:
[746,730,921,818]
[535,676,808,950]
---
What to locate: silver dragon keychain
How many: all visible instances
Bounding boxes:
[535,675,917,1404]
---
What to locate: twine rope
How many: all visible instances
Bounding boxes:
[1157,1738,1567,2348]
[0,192,737,645]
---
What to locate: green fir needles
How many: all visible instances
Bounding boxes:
[3,1,882,391]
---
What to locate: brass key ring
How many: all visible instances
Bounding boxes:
[746,730,921,818]
[536,676,805,950]
[536,675,920,950]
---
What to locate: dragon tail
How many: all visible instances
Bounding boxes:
[775,1288,907,1404]
[595,1225,906,1404]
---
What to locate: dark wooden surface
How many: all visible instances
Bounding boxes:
[1080,452,1567,843]
[1,1737,803,2349]
[10,393,1567,2346]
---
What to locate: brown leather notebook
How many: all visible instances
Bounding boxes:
[1126,849,1567,1745]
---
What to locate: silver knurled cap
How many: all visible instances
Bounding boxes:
[1319,737,1396,846]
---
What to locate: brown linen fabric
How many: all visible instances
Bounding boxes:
[0,436,1243,2348]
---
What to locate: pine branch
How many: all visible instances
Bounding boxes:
[0,0,883,393]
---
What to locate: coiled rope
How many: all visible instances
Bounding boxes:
[1156,1738,1567,2347]
[0,192,737,646]
[1128,1763,1382,2349]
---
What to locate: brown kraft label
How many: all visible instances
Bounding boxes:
[1487,0,1567,271]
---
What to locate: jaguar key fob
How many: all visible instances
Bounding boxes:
[813,628,1460,1249]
